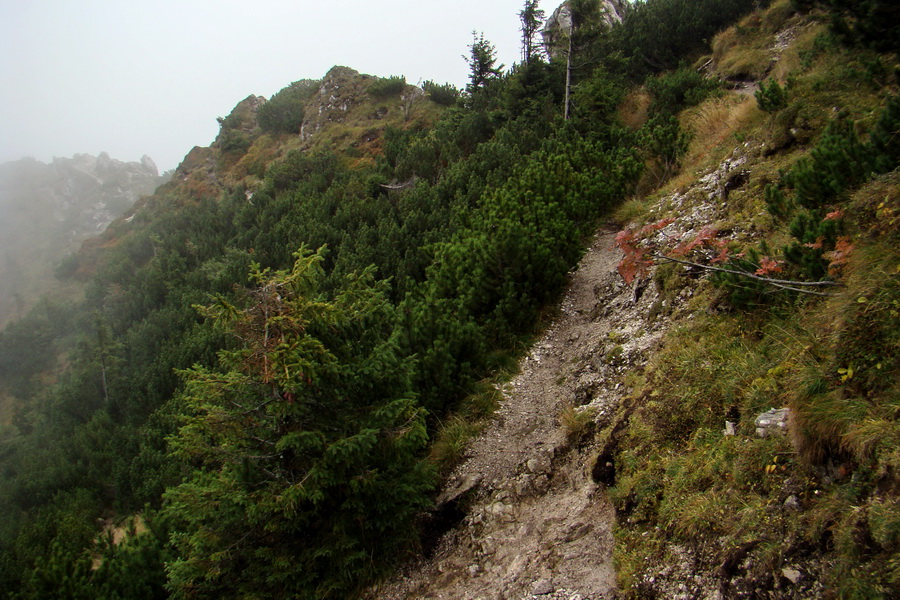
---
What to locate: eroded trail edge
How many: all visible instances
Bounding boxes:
[371,229,671,600]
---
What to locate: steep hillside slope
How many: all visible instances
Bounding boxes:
[369,229,660,599]
[371,3,899,599]
[71,67,440,278]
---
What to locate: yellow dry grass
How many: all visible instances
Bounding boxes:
[647,94,761,197]
[685,94,760,157]
[769,22,826,81]
[711,0,801,81]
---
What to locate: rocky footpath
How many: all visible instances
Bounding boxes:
[368,226,673,600]
[364,138,776,599]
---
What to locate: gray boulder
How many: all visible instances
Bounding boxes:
[755,408,790,438]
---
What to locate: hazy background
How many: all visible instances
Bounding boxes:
[0,0,528,172]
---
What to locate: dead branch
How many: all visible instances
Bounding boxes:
[651,253,839,297]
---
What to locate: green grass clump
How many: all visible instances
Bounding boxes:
[429,379,505,475]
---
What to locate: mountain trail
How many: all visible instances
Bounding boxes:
[370,227,672,600]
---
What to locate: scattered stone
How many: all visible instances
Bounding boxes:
[782,567,802,584]
[532,578,555,595]
[515,477,532,498]
[533,474,551,495]
[527,454,551,475]
[723,420,737,436]
[755,408,790,437]
[436,473,482,506]
[563,522,593,543]
[783,495,801,511]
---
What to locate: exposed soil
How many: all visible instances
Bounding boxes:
[368,228,672,600]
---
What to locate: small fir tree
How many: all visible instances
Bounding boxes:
[465,31,504,95]
[519,0,546,65]
[163,248,434,599]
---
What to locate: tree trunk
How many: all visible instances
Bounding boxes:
[564,33,573,120]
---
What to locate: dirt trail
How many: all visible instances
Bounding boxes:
[370,229,670,600]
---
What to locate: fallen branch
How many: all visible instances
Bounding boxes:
[380,176,418,191]
[651,253,839,296]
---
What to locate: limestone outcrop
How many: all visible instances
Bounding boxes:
[542,0,628,58]
[300,66,374,142]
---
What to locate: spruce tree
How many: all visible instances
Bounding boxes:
[163,248,434,598]
[519,0,546,65]
[465,31,504,95]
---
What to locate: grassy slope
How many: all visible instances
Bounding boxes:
[605,3,899,598]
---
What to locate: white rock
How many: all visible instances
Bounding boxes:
[755,407,790,437]
[782,567,802,584]
[532,578,554,595]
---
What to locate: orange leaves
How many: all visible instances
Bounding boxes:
[640,217,676,235]
[804,238,824,250]
[614,218,675,284]
[615,228,652,285]
[673,226,731,264]
[754,256,783,276]
[615,219,729,284]
[823,236,855,277]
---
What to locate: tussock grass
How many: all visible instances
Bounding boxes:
[684,94,760,160]
[559,403,596,442]
[606,2,899,597]
[648,94,760,198]
[711,22,771,81]
[711,0,799,81]
[610,236,900,597]
[429,379,504,474]
[610,312,809,595]
[611,197,650,226]
[429,414,479,473]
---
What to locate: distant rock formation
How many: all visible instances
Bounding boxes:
[542,0,628,59]
[0,153,166,325]
[167,66,422,203]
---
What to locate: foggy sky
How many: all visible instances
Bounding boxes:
[0,0,532,172]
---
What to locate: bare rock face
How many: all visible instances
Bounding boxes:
[542,0,628,58]
[212,94,266,154]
